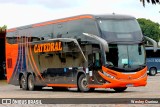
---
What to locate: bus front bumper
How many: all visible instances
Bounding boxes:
[88,66,148,88]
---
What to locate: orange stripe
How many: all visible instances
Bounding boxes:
[25,37,28,70]
[27,37,43,82]
[13,37,21,75]
[12,37,21,80]
[7,16,93,31]
[21,38,23,73]
[32,15,93,28]
[29,42,44,81]
[27,38,35,71]
[27,38,40,81]
[47,84,77,88]
[7,28,16,32]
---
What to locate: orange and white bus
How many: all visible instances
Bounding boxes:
[6,14,157,92]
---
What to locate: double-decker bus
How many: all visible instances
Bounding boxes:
[6,14,157,92]
[146,47,160,76]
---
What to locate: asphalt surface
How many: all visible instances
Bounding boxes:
[0,74,160,107]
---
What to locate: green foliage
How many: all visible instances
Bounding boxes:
[137,18,160,42]
[140,0,160,7]
[0,25,7,33]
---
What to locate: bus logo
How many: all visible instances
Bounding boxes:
[2,99,11,104]
[34,42,62,53]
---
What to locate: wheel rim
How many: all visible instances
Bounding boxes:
[28,76,34,89]
[81,77,88,90]
[151,69,156,75]
[21,76,26,88]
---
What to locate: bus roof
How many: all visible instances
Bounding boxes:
[94,14,135,20]
[7,14,136,32]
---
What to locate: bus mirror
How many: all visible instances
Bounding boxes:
[83,33,109,52]
[138,44,142,55]
[144,36,157,52]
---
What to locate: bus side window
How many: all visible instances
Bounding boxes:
[95,53,101,67]
[83,19,99,36]
[7,37,18,44]
[31,37,40,42]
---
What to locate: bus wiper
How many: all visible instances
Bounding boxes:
[139,64,146,68]
[123,64,131,68]
[106,64,114,67]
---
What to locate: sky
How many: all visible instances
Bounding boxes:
[0,0,160,28]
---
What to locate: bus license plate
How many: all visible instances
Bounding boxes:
[126,84,133,87]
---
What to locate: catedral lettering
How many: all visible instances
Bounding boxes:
[34,42,62,53]
[6,14,157,92]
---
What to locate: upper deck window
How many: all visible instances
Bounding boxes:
[98,19,143,43]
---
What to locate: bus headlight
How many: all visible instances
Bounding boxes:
[103,72,115,79]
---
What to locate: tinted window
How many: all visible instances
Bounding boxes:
[83,19,99,36]
[98,19,143,42]
[7,37,17,44]
[64,20,83,39]
[146,49,160,58]
[106,44,145,69]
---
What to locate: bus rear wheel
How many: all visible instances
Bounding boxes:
[78,74,91,92]
[20,75,28,90]
[149,68,157,76]
[28,74,35,91]
[113,87,127,92]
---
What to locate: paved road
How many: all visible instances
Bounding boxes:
[0,74,160,107]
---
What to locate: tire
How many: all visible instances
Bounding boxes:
[28,74,35,91]
[78,74,91,92]
[113,87,127,92]
[20,75,28,90]
[149,68,157,76]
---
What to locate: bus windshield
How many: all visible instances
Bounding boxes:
[106,44,145,71]
[98,19,143,43]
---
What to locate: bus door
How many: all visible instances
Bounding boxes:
[87,44,104,84]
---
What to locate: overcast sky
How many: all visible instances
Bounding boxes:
[0,0,159,28]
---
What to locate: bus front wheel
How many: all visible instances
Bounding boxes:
[78,74,90,92]
[149,68,157,76]
[113,87,127,92]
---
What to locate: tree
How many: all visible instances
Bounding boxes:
[0,25,7,33]
[140,0,160,6]
[137,18,160,42]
